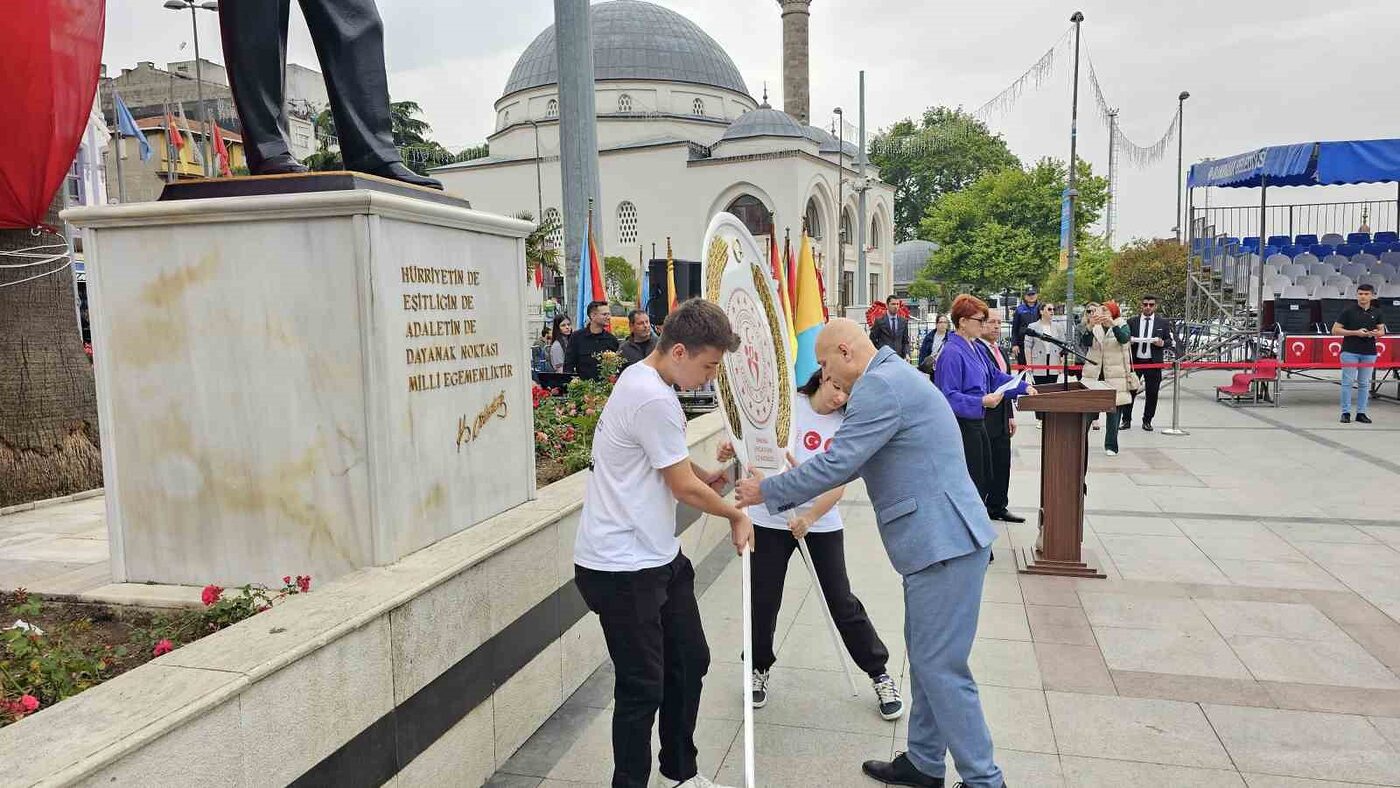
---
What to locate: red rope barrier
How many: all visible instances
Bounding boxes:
[1010,360,1400,372]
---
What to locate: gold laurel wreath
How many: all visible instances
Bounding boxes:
[749,264,792,449]
[705,236,743,441]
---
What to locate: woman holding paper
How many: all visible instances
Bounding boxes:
[936,294,1032,505]
[1080,300,1138,456]
[716,370,904,722]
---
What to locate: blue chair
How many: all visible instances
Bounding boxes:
[1242,236,1261,253]
[1295,233,1319,246]
[1267,235,1292,248]
[1282,244,1306,258]
[1337,243,1362,258]
[1374,231,1398,244]
[1348,232,1372,246]
[1263,245,1282,258]
[1362,242,1389,257]
[1310,244,1336,259]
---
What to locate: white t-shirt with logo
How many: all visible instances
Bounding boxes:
[575,362,691,572]
[750,396,845,533]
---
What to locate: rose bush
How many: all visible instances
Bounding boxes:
[532,350,621,484]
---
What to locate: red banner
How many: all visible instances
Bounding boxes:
[0,0,106,228]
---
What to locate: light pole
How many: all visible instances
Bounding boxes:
[1064,11,1084,332]
[834,106,844,314]
[164,0,219,178]
[526,119,544,222]
[1175,91,1190,242]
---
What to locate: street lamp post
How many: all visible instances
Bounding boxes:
[834,106,843,314]
[1175,91,1190,242]
[164,0,219,178]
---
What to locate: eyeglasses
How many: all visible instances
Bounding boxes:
[1140,302,1156,307]
[964,316,985,324]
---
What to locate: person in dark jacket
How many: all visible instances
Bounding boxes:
[619,309,657,366]
[1009,286,1041,367]
[564,300,621,380]
[868,294,911,359]
[978,313,1024,523]
[917,313,951,383]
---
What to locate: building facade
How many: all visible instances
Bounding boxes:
[102,117,246,204]
[431,0,894,315]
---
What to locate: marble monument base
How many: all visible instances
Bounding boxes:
[65,186,536,587]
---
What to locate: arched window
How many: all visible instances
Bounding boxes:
[804,198,822,239]
[840,209,853,244]
[617,201,639,246]
[618,93,633,113]
[502,110,510,128]
[543,207,563,253]
[692,97,706,116]
[725,194,772,237]
[870,217,881,249]
[545,99,558,119]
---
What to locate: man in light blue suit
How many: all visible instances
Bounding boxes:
[736,319,1006,788]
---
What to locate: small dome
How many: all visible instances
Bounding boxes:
[721,106,805,142]
[504,0,749,97]
[819,132,860,158]
[894,240,939,284]
[801,124,836,147]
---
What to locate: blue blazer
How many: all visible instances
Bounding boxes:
[758,346,998,575]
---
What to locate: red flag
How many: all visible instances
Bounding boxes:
[211,122,232,177]
[166,113,184,149]
[587,210,606,303]
[784,233,797,309]
[813,262,830,322]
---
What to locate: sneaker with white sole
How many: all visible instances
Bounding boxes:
[1105,449,1117,456]
[674,775,735,788]
[750,668,769,708]
[873,672,905,720]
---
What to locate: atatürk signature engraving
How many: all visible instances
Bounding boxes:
[457,390,509,452]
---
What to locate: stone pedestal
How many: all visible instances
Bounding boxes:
[66,188,537,586]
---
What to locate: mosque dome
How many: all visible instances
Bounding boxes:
[721,105,805,142]
[894,240,939,284]
[502,0,750,98]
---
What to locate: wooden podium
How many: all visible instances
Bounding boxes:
[1013,380,1118,577]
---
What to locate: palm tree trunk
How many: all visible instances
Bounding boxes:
[0,193,102,507]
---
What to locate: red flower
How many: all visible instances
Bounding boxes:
[19,694,39,713]
[283,575,292,585]
[295,575,312,593]
[200,584,223,606]
[562,426,576,442]
[152,639,174,656]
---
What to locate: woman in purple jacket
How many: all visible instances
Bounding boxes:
[936,294,1032,502]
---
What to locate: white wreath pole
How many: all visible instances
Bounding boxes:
[795,536,862,696]
[740,544,756,788]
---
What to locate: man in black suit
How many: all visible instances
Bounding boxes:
[1123,294,1174,431]
[218,0,441,188]
[980,313,1024,523]
[869,294,911,359]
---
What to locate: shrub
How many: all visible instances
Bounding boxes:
[533,351,622,479]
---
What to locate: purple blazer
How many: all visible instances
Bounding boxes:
[935,333,1028,420]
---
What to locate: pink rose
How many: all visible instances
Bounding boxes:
[296,575,312,593]
[153,639,174,656]
[19,695,39,713]
[200,584,223,606]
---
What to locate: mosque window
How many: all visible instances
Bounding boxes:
[693,97,706,116]
[840,210,853,245]
[502,110,510,127]
[804,198,822,239]
[870,218,881,249]
[545,99,558,119]
[618,93,633,113]
[617,201,639,246]
[726,194,772,237]
[544,207,563,252]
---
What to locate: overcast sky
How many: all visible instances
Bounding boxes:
[104,0,1400,245]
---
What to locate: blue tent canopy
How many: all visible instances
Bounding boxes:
[1187,138,1400,189]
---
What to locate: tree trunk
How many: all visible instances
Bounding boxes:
[0,193,103,507]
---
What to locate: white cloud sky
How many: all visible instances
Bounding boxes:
[103,0,1400,244]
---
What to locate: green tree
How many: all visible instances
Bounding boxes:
[870,107,1020,242]
[1108,238,1187,316]
[513,211,562,284]
[603,256,639,303]
[916,157,1109,296]
[1039,234,1113,307]
[303,100,452,175]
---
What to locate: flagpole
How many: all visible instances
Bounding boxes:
[113,93,127,204]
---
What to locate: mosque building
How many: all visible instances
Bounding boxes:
[432,0,895,316]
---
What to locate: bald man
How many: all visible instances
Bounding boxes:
[737,319,1007,788]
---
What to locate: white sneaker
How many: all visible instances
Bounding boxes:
[674,775,735,788]
[873,673,905,720]
[1035,421,1043,429]
[750,668,769,708]
[1105,449,1118,456]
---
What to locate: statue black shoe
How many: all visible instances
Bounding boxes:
[249,153,308,176]
[861,752,942,787]
[365,161,443,190]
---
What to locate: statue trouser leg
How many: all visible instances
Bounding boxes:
[299,0,400,171]
[219,0,295,171]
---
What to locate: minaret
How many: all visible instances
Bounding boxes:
[777,0,811,124]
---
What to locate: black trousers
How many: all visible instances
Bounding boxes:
[1125,367,1163,424]
[750,526,889,677]
[575,554,709,788]
[957,417,993,503]
[987,427,1011,513]
[219,0,399,170]
[1031,374,1059,420]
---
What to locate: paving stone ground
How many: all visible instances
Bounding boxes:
[5,373,1400,785]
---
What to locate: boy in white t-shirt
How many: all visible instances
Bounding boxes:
[574,298,753,788]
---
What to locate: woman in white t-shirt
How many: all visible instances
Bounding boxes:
[716,370,904,722]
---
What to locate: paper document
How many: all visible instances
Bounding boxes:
[1128,336,1155,344]
[993,371,1027,396]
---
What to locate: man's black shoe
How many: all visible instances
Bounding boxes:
[1120,419,1131,430]
[1357,413,1373,424]
[1341,413,1352,424]
[365,161,444,190]
[989,510,1026,523]
[248,153,309,176]
[1142,422,1154,432]
[862,752,942,787]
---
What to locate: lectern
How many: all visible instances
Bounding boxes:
[1013,380,1118,577]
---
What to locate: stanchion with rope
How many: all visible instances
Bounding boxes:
[1161,353,1189,436]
